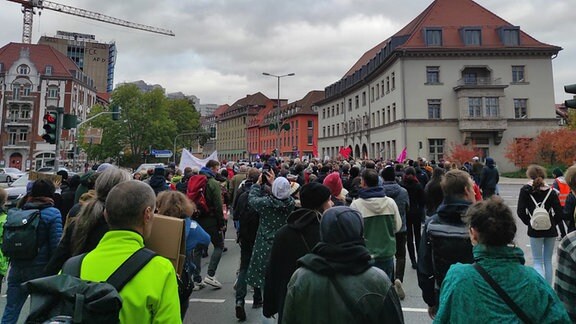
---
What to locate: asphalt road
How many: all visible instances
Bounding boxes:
[0,181,556,323]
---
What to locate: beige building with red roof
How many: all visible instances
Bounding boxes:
[0,43,97,170]
[317,0,562,171]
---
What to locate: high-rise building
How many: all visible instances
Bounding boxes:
[38,31,116,93]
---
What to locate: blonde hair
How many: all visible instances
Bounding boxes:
[156,191,196,219]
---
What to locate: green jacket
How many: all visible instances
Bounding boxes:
[435,244,570,324]
[0,211,8,275]
[81,230,181,324]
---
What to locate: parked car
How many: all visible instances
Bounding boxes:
[134,163,165,174]
[0,167,25,183]
[4,173,29,208]
[36,167,77,177]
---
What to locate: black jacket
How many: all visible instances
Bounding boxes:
[402,178,426,221]
[234,181,259,244]
[417,197,473,307]
[479,165,499,191]
[263,208,321,321]
[517,185,566,238]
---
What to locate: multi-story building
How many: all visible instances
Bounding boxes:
[248,90,323,159]
[217,93,275,161]
[38,31,116,94]
[317,0,561,172]
[201,104,228,156]
[0,43,97,170]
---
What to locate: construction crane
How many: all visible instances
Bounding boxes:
[6,0,175,44]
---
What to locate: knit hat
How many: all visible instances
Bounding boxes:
[300,182,331,210]
[553,168,564,177]
[381,166,396,181]
[96,163,113,173]
[323,172,343,197]
[272,177,291,200]
[320,206,364,245]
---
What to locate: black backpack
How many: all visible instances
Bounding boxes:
[24,248,156,324]
[426,218,474,291]
[2,208,41,260]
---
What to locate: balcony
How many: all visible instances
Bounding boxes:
[4,118,32,127]
[453,78,508,91]
[458,118,507,132]
[6,95,35,104]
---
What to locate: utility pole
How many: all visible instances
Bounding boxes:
[54,107,64,171]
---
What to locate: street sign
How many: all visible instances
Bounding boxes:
[151,150,173,158]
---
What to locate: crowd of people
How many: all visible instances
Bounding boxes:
[0,155,575,323]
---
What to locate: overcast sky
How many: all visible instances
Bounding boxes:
[0,0,574,106]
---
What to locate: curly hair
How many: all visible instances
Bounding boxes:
[466,196,516,246]
[156,191,196,219]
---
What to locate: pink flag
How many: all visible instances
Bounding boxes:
[396,147,407,163]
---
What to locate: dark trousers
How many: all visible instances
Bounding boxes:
[482,188,496,200]
[395,232,407,282]
[2,265,45,324]
[236,239,261,304]
[193,224,224,281]
[407,213,421,265]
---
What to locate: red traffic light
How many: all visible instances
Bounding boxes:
[44,113,56,123]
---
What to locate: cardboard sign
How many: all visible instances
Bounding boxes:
[145,214,186,275]
[29,171,62,187]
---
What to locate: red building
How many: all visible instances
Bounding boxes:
[247,90,323,159]
[0,43,97,170]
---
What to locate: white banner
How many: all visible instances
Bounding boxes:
[178,149,218,170]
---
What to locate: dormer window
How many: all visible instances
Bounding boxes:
[45,65,53,76]
[499,27,520,46]
[461,27,482,46]
[17,64,30,75]
[424,28,442,46]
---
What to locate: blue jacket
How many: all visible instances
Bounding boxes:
[184,218,210,255]
[12,201,62,268]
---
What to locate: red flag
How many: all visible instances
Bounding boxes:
[396,147,407,163]
[313,143,318,157]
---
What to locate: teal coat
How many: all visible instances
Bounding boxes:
[246,184,294,288]
[435,244,569,324]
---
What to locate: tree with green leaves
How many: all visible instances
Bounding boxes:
[80,84,203,166]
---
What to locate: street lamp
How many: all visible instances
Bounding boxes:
[262,72,295,157]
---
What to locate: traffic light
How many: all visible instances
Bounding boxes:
[565,84,576,108]
[42,112,57,144]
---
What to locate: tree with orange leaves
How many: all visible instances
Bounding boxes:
[505,128,576,168]
[444,142,483,166]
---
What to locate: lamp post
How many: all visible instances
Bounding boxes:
[262,72,294,157]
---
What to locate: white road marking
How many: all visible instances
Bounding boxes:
[189,298,226,303]
[224,238,236,242]
[188,298,429,313]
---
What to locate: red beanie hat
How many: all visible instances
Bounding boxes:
[323,172,343,197]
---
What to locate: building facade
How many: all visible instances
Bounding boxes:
[317,0,561,172]
[217,93,274,161]
[248,90,323,159]
[0,43,97,171]
[38,31,116,94]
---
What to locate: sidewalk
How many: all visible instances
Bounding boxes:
[498,176,528,185]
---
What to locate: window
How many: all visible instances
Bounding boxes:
[323,127,326,137]
[336,104,339,115]
[48,86,59,99]
[331,106,335,117]
[322,108,326,119]
[45,65,53,76]
[348,99,352,111]
[8,129,17,145]
[468,97,482,117]
[362,92,366,106]
[391,72,396,90]
[307,120,313,129]
[381,81,385,95]
[387,106,391,124]
[462,28,482,46]
[426,66,440,84]
[17,64,30,75]
[429,139,445,161]
[485,97,499,117]
[355,96,359,109]
[428,99,441,119]
[392,103,397,122]
[18,129,27,142]
[500,27,520,46]
[464,73,477,85]
[425,28,442,46]
[337,124,340,135]
[376,85,380,99]
[386,76,390,93]
[371,87,375,102]
[12,83,20,100]
[514,99,528,118]
[512,66,525,83]
[23,84,31,96]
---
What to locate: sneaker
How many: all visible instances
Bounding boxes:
[203,275,222,289]
[394,279,406,300]
[235,301,246,321]
[192,280,205,291]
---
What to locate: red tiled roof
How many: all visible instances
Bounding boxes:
[213,104,229,117]
[0,42,79,78]
[249,105,274,128]
[343,0,560,78]
[280,90,325,114]
[97,92,110,103]
[229,92,270,110]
